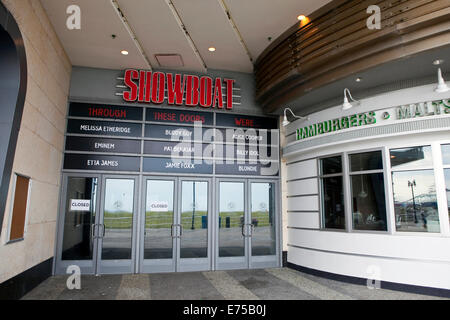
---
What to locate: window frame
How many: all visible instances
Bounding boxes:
[346,148,390,233]
[5,173,32,244]
[318,153,347,232]
[388,144,442,234]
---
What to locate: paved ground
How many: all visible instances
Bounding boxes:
[22,268,448,300]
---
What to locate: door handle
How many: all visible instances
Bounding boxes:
[179,225,183,238]
[241,223,246,237]
[91,224,96,239]
[171,224,175,238]
[102,224,106,237]
[250,224,255,237]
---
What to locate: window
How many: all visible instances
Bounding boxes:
[390,146,439,232]
[320,156,345,229]
[8,174,30,242]
[441,144,450,224]
[349,151,387,231]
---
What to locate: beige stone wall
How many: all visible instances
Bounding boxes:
[0,0,71,283]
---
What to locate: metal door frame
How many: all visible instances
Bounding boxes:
[176,177,212,272]
[54,172,102,275]
[215,178,249,270]
[215,178,281,270]
[139,176,177,273]
[95,174,139,274]
[248,179,280,269]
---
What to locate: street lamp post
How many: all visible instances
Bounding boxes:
[408,179,418,224]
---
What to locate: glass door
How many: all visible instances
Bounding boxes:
[249,180,279,269]
[215,179,279,270]
[55,174,101,275]
[140,178,177,273]
[177,179,211,272]
[140,177,211,273]
[96,175,138,274]
[216,180,248,270]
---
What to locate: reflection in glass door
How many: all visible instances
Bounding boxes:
[97,176,138,274]
[178,179,211,271]
[249,181,278,268]
[216,180,279,270]
[141,179,176,273]
[56,175,99,275]
[140,178,211,273]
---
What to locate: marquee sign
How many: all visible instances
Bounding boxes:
[122,69,236,109]
[63,102,279,176]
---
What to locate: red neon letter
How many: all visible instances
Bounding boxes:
[213,78,223,108]
[185,75,199,106]
[223,78,235,110]
[200,76,213,107]
[151,72,165,104]
[167,73,185,105]
[123,69,138,101]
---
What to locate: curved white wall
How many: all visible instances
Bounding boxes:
[281,84,450,290]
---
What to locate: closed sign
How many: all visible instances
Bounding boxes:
[70,199,91,212]
[149,201,169,212]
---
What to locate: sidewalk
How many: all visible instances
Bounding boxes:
[22,268,448,300]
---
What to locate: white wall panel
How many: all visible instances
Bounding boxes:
[288,245,450,290]
[286,159,317,180]
[287,212,320,229]
[287,178,318,196]
[287,195,318,211]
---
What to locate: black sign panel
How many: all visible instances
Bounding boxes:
[67,119,142,137]
[144,140,211,157]
[143,157,213,174]
[216,113,278,129]
[64,154,140,171]
[65,136,141,154]
[214,128,275,145]
[69,102,143,121]
[145,124,211,141]
[146,108,213,125]
[215,161,279,176]
[215,143,277,160]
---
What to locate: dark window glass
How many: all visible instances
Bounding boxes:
[321,176,345,229]
[390,146,433,169]
[62,177,98,260]
[444,169,450,224]
[351,173,387,231]
[392,170,440,232]
[320,156,342,175]
[442,144,450,165]
[350,151,383,172]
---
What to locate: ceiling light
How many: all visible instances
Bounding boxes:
[297,15,306,21]
[208,47,216,52]
[342,88,359,111]
[433,59,444,66]
[434,68,449,93]
[121,50,129,55]
[355,77,362,82]
[282,107,309,127]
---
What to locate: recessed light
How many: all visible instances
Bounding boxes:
[297,15,306,21]
[355,77,362,82]
[433,59,444,65]
[208,47,216,52]
[121,50,129,56]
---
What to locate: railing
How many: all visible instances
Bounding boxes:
[254,0,450,113]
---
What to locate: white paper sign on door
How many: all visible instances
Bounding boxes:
[70,199,91,212]
[149,201,169,212]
